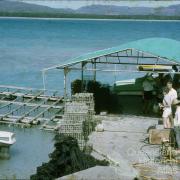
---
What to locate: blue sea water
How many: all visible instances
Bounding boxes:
[0,18,180,178]
[0,125,54,179]
[1,18,180,92]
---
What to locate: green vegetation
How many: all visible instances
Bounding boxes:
[1,11,180,20]
[71,80,119,114]
[30,134,108,180]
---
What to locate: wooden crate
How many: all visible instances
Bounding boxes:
[149,129,171,145]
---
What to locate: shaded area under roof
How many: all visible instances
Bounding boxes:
[44,37,180,71]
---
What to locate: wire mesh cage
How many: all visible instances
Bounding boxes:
[72,93,95,112]
[59,93,95,150]
[64,102,89,113]
[59,123,83,134]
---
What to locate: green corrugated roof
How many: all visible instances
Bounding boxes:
[56,37,180,69]
[121,38,180,63]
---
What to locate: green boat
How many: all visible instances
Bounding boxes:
[113,77,144,95]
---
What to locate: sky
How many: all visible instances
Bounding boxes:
[16,1,180,9]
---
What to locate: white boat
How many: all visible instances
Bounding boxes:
[115,79,136,86]
[0,131,16,146]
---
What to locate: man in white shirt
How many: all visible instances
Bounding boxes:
[167,81,177,103]
[160,88,172,128]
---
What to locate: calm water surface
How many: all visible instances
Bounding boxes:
[1,18,180,90]
[0,18,180,178]
[0,125,54,179]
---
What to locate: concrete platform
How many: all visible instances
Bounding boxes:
[58,115,180,180]
[59,166,134,180]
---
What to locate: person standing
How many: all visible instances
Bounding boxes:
[166,81,177,127]
[167,81,177,102]
[172,65,180,89]
[173,99,180,148]
[142,75,155,114]
[173,99,180,126]
[159,88,171,128]
[177,84,180,99]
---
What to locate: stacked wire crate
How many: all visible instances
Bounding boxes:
[72,93,95,115]
[72,93,95,135]
[59,93,95,150]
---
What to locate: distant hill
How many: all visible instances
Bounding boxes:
[77,5,154,15]
[0,0,73,13]
[0,0,180,17]
[154,4,180,16]
[77,4,180,16]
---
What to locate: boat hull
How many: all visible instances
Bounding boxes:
[0,141,15,147]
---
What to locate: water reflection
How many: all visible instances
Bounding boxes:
[0,125,55,179]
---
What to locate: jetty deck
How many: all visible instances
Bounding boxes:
[59,115,180,179]
[0,85,64,126]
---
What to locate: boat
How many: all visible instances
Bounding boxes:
[113,77,144,95]
[113,74,159,95]
[115,79,136,86]
[0,131,16,146]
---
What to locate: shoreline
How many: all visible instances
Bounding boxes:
[1,16,180,22]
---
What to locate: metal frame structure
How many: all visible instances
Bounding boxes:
[42,46,180,98]
[0,85,64,126]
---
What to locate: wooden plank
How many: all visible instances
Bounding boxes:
[0,90,36,110]
[0,85,59,94]
[16,97,51,122]
[0,89,19,97]
[0,91,62,101]
[0,115,50,122]
[0,90,22,109]
[23,94,61,101]
[17,105,41,122]
[0,120,31,126]
[30,98,63,123]
[0,85,37,91]
[1,91,44,118]
[40,108,63,129]
[0,100,62,109]
[0,87,64,125]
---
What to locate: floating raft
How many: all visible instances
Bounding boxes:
[0,85,64,126]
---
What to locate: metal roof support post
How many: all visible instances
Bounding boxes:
[130,49,133,56]
[42,71,46,91]
[126,49,129,57]
[137,50,139,64]
[81,62,85,92]
[93,59,97,82]
[64,67,68,100]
